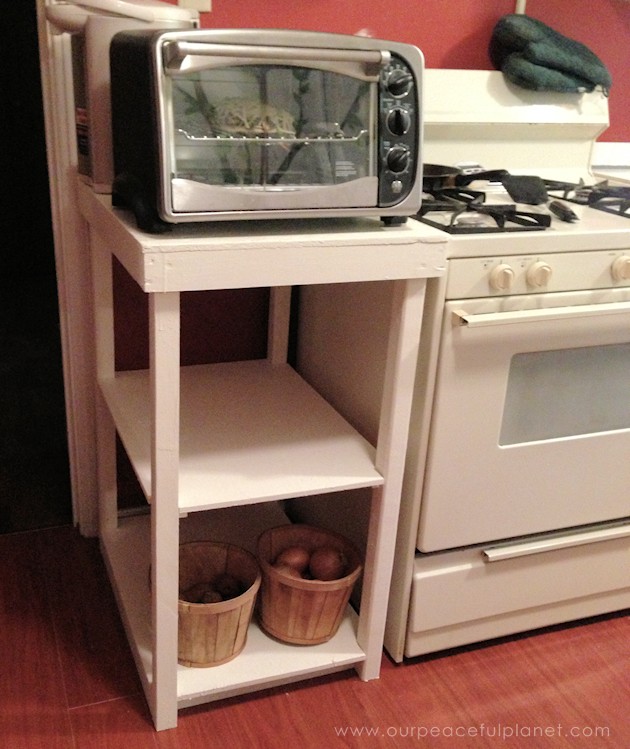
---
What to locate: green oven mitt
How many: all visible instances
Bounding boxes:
[489,14,611,94]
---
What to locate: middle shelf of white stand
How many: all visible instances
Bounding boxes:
[99,359,383,513]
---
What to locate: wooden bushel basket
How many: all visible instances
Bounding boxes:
[256,524,362,645]
[178,542,261,667]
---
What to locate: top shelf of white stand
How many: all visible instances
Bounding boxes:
[76,180,446,292]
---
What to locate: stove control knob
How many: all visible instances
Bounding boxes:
[611,255,630,282]
[489,263,515,291]
[526,261,553,288]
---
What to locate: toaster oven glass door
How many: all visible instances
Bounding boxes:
[159,49,381,214]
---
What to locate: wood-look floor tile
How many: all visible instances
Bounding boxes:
[371,617,628,748]
[276,671,408,748]
[36,526,142,708]
[0,532,73,749]
[156,675,365,749]
[68,695,157,749]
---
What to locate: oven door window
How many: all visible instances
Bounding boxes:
[500,343,630,445]
[163,62,377,212]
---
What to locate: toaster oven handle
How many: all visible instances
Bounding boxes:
[452,300,630,328]
[163,41,388,71]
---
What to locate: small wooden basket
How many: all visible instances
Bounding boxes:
[256,524,362,645]
[178,542,261,667]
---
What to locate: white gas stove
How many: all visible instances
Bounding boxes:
[381,70,630,660]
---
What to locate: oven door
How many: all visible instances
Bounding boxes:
[158,42,383,216]
[417,288,630,552]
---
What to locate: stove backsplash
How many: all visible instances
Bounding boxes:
[422,70,609,178]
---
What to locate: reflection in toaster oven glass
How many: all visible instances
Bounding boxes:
[169,65,372,188]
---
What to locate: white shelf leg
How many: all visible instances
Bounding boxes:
[356,277,427,680]
[149,291,181,730]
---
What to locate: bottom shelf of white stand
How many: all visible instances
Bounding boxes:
[177,609,363,709]
[100,505,366,712]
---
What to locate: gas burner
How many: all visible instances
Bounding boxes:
[417,189,552,234]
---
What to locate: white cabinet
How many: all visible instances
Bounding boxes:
[79,180,445,730]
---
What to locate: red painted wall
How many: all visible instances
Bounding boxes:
[165,0,630,142]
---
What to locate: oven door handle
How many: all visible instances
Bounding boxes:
[453,300,630,328]
[163,41,388,72]
[483,523,630,562]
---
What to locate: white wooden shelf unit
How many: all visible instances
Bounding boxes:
[79,180,446,730]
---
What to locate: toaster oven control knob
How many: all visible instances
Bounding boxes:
[386,145,410,174]
[611,255,630,281]
[387,107,411,136]
[489,263,515,291]
[386,68,414,97]
[526,261,553,288]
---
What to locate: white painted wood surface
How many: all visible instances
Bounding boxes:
[84,177,446,729]
[77,181,446,291]
[149,291,181,730]
[100,361,383,512]
[357,278,427,679]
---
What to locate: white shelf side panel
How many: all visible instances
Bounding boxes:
[101,508,365,709]
[100,360,383,512]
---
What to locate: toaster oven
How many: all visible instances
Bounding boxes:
[109,29,424,231]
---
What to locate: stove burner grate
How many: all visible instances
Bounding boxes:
[543,178,597,204]
[586,185,630,218]
[417,189,552,234]
[544,179,630,219]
